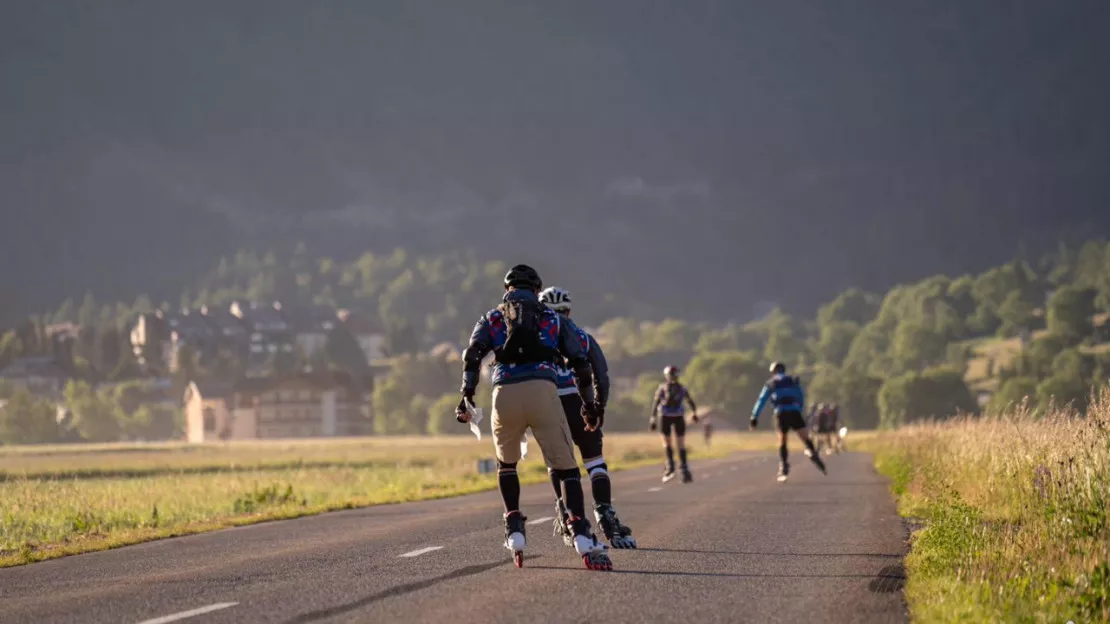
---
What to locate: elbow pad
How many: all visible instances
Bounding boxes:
[462,342,487,372]
[572,360,596,403]
[460,343,488,393]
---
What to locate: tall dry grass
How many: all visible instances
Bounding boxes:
[867,390,1110,622]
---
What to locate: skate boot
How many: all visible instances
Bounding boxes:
[810,452,828,475]
[662,463,676,483]
[681,465,693,484]
[568,517,613,571]
[777,461,790,483]
[504,510,527,568]
[552,499,574,546]
[595,504,637,549]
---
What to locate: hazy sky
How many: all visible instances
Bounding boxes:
[2,0,1108,318]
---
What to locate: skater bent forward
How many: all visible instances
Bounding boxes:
[456,264,612,570]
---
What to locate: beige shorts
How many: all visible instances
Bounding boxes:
[491,379,577,470]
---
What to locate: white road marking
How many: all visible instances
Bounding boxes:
[527,515,556,525]
[399,546,444,558]
[648,487,663,492]
[136,603,238,624]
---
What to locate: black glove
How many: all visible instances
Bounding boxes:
[648,418,657,432]
[582,401,604,431]
[456,390,475,423]
[749,417,758,430]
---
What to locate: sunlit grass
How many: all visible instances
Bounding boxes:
[0,432,780,567]
[861,392,1110,623]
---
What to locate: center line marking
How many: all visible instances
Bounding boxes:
[648,487,663,492]
[399,546,444,558]
[527,515,555,525]
[136,602,238,624]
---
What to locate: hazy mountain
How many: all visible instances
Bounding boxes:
[2,0,1108,323]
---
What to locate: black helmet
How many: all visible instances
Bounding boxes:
[769,361,786,374]
[504,264,543,291]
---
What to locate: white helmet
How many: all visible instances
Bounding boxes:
[539,286,572,312]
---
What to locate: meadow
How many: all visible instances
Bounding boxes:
[0,431,780,567]
[863,392,1110,623]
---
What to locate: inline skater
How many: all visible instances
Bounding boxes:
[539,286,636,549]
[456,265,612,570]
[750,362,827,482]
[649,366,698,483]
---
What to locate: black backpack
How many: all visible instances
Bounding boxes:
[494,299,559,365]
[662,383,685,409]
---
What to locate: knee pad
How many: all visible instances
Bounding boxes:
[553,467,582,482]
[584,457,609,480]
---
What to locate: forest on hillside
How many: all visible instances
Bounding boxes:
[2,239,1110,443]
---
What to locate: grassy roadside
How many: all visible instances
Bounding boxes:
[0,432,777,568]
[859,394,1110,623]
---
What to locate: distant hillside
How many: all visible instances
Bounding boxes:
[2,0,1109,323]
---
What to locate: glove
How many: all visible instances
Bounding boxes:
[648,418,657,432]
[456,389,475,423]
[690,412,699,424]
[582,401,604,432]
[749,417,758,430]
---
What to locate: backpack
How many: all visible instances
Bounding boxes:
[769,375,802,408]
[662,383,685,409]
[494,298,559,365]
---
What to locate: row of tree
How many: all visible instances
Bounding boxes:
[592,241,1110,429]
[4,239,1109,441]
[0,380,181,445]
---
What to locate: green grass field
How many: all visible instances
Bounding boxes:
[0,432,782,567]
[860,393,1110,623]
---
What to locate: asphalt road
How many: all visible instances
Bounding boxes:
[0,451,907,624]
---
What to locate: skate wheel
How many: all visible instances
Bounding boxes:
[514,551,523,568]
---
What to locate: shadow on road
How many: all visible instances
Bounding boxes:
[529,565,903,581]
[283,557,530,623]
[636,547,902,558]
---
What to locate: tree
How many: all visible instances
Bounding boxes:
[878,367,977,428]
[815,321,859,365]
[842,323,891,377]
[96,326,122,375]
[1046,285,1096,343]
[0,331,23,369]
[76,293,99,327]
[996,291,1037,338]
[0,387,60,444]
[53,298,75,324]
[749,309,806,366]
[324,324,370,375]
[382,322,419,357]
[427,394,465,435]
[683,350,766,423]
[371,376,420,435]
[889,322,947,374]
[1023,333,1071,379]
[1036,374,1090,413]
[837,369,883,429]
[64,380,121,442]
[1051,348,1094,382]
[640,319,701,354]
[694,324,763,354]
[989,376,1038,412]
[817,288,881,327]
